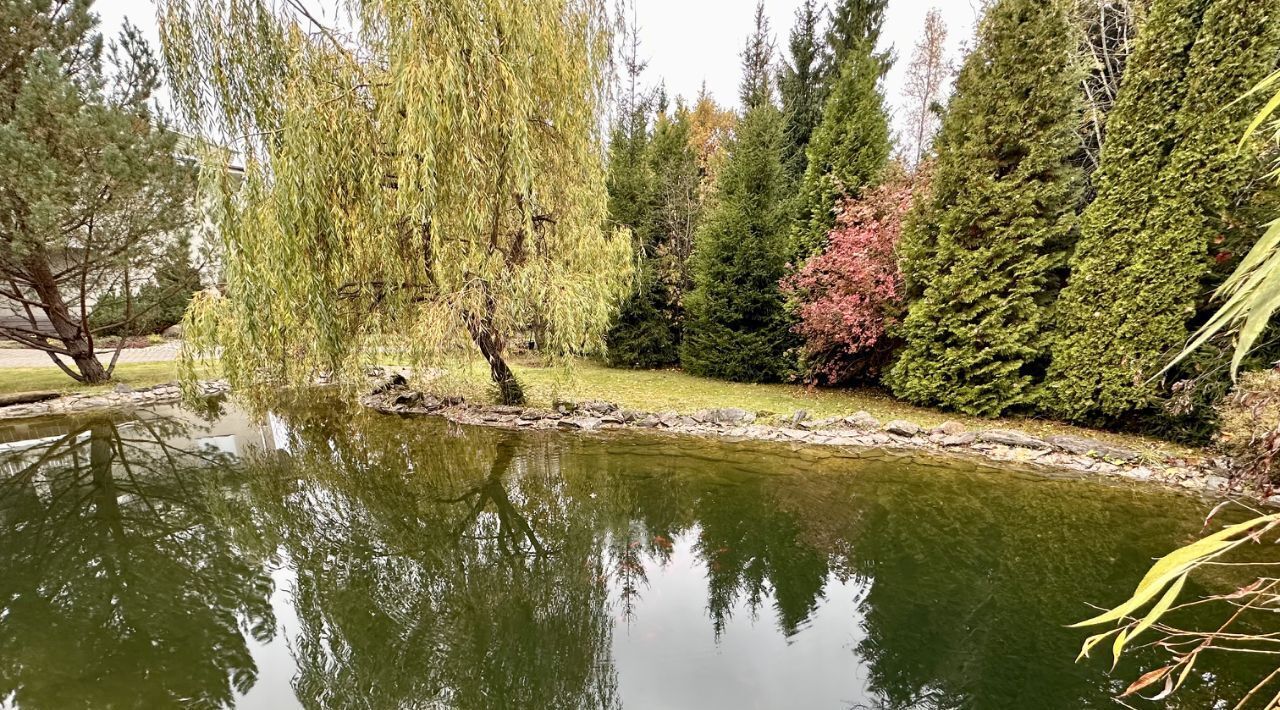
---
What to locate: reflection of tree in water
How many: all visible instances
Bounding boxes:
[780,460,1269,710]
[234,406,620,710]
[5,394,1260,709]
[0,411,275,709]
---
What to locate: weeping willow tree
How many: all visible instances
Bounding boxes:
[157,0,632,404]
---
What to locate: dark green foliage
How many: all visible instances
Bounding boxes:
[605,98,703,369]
[791,43,892,259]
[1045,0,1280,422]
[885,0,1083,417]
[739,1,775,111]
[92,236,202,337]
[777,0,825,180]
[824,0,891,80]
[681,105,795,383]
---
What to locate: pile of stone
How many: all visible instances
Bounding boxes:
[0,380,228,420]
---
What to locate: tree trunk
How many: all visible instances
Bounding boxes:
[465,308,525,406]
[24,252,110,384]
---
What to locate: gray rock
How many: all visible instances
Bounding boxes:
[1203,475,1231,492]
[788,410,809,426]
[977,429,1050,450]
[1045,435,1139,462]
[579,400,619,415]
[802,417,839,430]
[930,420,966,436]
[558,416,602,431]
[704,407,755,425]
[843,412,881,430]
[854,433,893,446]
[884,420,922,437]
[554,401,576,415]
[393,391,423,407]
[940,433,977,447]
[489,405,523,415]
[163,323,183,338]
[658,411,680,427]
[636,415,661,428]
[113,383,133,394]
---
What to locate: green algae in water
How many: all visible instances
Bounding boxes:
[0,397,1270,709]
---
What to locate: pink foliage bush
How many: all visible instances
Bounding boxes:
[782,176,919,384]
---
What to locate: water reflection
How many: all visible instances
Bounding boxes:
[0,409,275,708]
[0,398,1270,709]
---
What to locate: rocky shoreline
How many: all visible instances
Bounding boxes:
[0,374,1245,500]
[0,380,230,420]
[361,379,1242,499]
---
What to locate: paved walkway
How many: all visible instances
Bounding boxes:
[0,342,182,368]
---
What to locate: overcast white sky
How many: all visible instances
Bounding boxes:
[96,0,981,137]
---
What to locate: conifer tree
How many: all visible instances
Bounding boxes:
[681,6,794,382]
[778,0,826,181]
[739,2,775,111]
[823,0,890,81]
[1046,0,1280,421]
[885,0,1083,417]
[606,97,702,368]
[604,11,665,367]
[791,31,891,259]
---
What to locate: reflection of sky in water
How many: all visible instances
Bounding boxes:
[611,529,872,709]
[235,533,876,710]
[238,562,303,710]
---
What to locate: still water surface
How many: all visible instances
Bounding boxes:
[0,397,1267,709]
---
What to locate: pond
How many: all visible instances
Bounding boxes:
[0,396,1268,709]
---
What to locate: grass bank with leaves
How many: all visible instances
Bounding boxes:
[427,358,1200,459]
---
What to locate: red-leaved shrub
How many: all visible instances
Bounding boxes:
[782,175,920,385]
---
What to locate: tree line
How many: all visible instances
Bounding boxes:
[604,0,1280,440]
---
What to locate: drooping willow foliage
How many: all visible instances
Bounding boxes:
[157,0,633,403]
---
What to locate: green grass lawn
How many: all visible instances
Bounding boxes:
[0,361,194,396]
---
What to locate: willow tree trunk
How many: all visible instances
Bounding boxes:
[465,308,525,406]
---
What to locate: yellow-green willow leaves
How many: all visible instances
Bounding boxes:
[159,0,632,402]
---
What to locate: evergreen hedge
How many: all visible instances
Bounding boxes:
[885,0,1083,417]
[1045,0,1280,421]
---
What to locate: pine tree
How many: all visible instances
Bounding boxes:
[1046,0,1280,421]
[885,0,1083,417]
[681,8,794,382]
[778,0,826,180]
[790,37,891,259]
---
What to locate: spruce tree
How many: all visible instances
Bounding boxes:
[778,0,826,181]
[604,13,664,367]
[1046,0,1280,421]
[823,0,890,81]
[884,0,1083,417]
[606,98,701,368]
[790,39,891,259]
[681,6,794,382]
